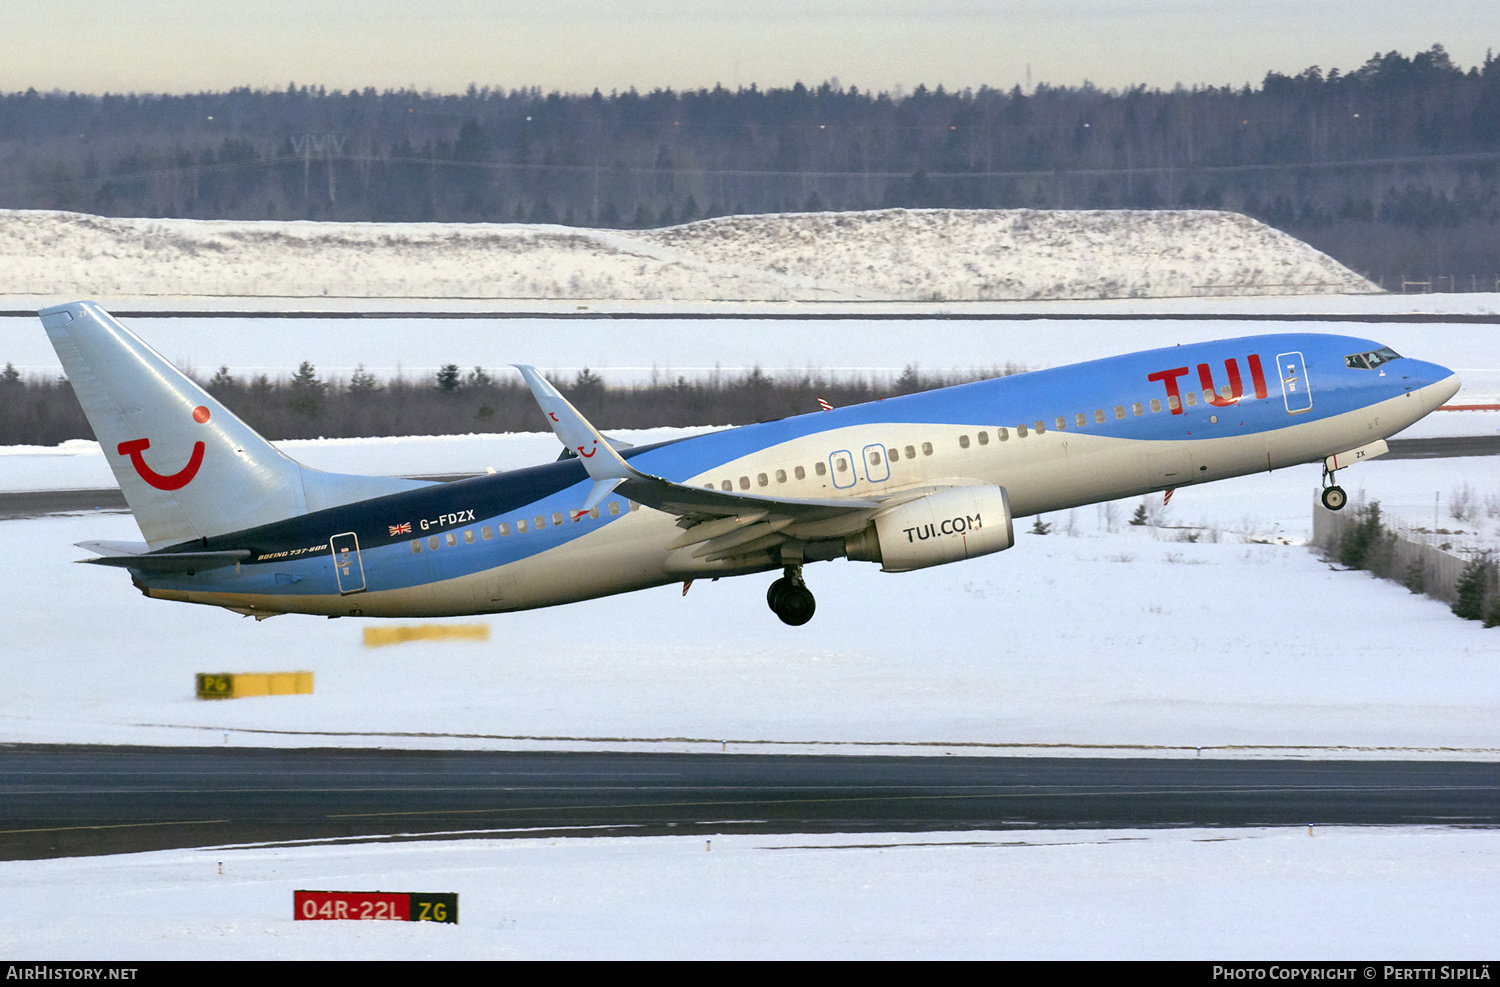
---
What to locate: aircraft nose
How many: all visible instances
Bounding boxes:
[1412,361,1461,412]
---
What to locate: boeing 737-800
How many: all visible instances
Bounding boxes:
[40,301,1459,625]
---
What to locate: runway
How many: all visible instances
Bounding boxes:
[2,745,1497,860]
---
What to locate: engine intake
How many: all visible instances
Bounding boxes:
[846,485,1015,572]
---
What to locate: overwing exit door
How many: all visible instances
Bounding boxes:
[330,532,366,594]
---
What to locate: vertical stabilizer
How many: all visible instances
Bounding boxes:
[39,302,427,549]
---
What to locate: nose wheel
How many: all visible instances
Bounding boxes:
[767,566,816,626]
[1320,463,1348,512]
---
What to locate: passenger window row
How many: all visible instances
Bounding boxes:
[709,441,944,492]
[950,393,1196,448]
[409,500,638,553]
[704,389,1209,492]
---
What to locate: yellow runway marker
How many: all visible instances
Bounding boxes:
[196,672,314,699]
[362,624,490,648]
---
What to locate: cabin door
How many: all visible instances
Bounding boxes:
[330,532,367,594]
[1275,351,1313,414]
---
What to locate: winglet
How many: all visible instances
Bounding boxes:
[513,365,651,518]
[513,364,884,528]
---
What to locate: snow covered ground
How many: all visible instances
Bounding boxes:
[2,309,1498,753]
[0,208,1373,303]
[6,425,1498,959]
[3,445,1498,755]
[3,827,1497,960]
[4,299,1500,957]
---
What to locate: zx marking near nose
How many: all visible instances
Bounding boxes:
[116,405,209,491]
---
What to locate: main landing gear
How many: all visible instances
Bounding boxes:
[1321,463,1347,511]
[767,566,816,626]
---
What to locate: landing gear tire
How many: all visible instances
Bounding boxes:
[767,569,816,626]
[767,578,791,611]
[772,584,816,626]
[1321,485,1347,511]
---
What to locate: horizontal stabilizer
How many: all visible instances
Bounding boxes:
[77,540,250,572]
[76,539,150,557]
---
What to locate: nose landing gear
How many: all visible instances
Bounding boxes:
[1320,463,1347,511]
[767,566,816,626]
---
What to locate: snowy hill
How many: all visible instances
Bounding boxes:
[0,207,1375,303]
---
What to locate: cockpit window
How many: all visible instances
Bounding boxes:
[1345,346,1402,370]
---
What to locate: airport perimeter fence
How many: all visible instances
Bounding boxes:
[1392,275,1500,293]
[1312,497,1499,613]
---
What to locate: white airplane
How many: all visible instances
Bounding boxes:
[41,301,1459,625]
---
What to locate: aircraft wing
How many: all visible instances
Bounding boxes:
[513,365,899,560]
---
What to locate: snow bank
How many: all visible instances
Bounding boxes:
[642,209,1376,301]
[0,207,1374,303]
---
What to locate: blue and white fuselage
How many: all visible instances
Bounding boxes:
[39,303,1459,624]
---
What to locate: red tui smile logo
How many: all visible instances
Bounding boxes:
[117,406,209,491]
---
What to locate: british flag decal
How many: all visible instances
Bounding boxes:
[388,522,412,536]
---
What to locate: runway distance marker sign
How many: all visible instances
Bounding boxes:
[294,890,457,923]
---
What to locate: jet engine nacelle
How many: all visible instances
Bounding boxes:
[846,485,1015,572]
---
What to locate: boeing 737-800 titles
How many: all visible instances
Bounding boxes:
[40,301,1459,625]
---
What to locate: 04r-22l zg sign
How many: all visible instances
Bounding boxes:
[294,890,458,923]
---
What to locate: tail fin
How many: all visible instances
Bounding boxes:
[40,301,427,549]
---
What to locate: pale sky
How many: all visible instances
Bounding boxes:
[5,1,1498,96]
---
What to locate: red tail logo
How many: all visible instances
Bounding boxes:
[117,406,209,490]
[118,438,205,490]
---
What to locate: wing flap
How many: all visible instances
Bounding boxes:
[689,518,794,559]
[701,531,795,563]
[664,511,768,549]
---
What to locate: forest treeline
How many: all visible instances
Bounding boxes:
[3,44,1500,285]
[0,361,1019,447]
